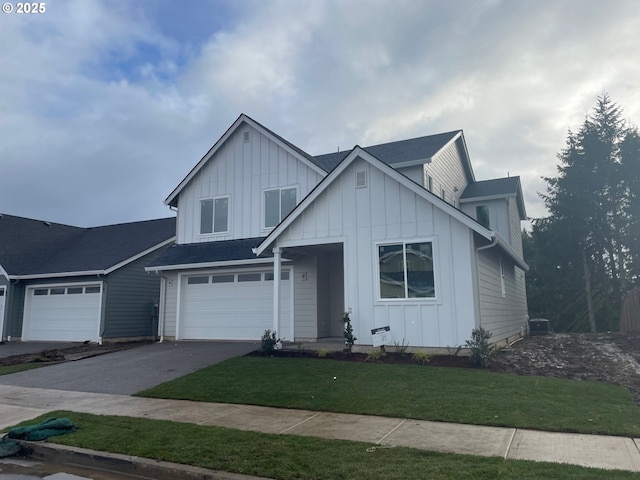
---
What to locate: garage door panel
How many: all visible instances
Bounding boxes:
[24,285,101,342]
[181,271,291,341]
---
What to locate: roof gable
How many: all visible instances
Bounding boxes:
[165,114,327,207]
[256,146,493,256]
[0,214,176,278]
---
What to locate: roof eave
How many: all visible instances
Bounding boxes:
[145,257,288,273]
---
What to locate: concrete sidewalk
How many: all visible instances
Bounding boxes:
[1,384,639,473]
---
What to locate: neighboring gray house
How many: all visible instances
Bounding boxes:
[0,214,175,342]
[148,114,529,349]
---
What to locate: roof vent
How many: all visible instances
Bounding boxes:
[243,130,250,143]
[356,170,367,189]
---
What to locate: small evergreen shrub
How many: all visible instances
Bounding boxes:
[260,329,279,355]
[465,327,493,367]
[342,312,357,353]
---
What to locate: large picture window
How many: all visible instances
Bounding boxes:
[264,187,297,228]
[378,241,435,299]
[200,197,229,234]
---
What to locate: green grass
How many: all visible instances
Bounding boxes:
[0,363,46,376]
[22,411,640,480]
[138,357,640,436]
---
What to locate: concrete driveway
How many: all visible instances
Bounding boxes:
[0,341,258,395]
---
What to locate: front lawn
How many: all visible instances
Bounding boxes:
[26,411,640,480]
[138,356,640,436]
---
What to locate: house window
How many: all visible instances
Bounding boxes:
[200,197,229,235]
[476,205,490,229]
[187,276,209,285]
[238,273,261,282]
[426,175,433,192]
[211,274,235,284]
[264,187,297,228]
[265,271,290,281]
[378,241,435,299]
[440,187,446,202]
[500,258,506,297]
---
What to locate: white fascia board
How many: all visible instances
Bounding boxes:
[0,264,9,281]
[460,193,516,203]
[165,115,326,206]
[104,237,175,275]
[389,157,431,169]
[256,146,493,256]
[145,257,282,273]
[13,270,106,280]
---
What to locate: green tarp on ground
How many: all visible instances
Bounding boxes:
[0,417,76,458]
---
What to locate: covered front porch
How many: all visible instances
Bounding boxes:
[270,242,346,342]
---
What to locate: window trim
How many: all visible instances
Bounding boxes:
[263,186,298,230]
[375,238,438,302]
[199,195,230,236]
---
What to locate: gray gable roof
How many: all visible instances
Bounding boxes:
[147,237,266,270]
[312,130,462,172]
[0,214,176,277]
[460,177,526,219]
[460,177,520,199]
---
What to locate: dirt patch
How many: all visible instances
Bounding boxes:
[488,333,640,404]
[256,332,640,405]
[0,341,151,367]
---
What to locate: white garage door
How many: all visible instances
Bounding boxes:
[181,270,291,341]
[23,284,102,342]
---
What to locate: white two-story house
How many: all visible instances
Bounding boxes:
[147,114,529,349]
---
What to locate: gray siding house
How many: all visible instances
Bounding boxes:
[0,214,175,342]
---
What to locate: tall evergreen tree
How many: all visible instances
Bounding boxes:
[528,94,639,332]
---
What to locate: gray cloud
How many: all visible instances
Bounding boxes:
[1,0,638,226]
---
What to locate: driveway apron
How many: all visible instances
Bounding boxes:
[0,341,257,395]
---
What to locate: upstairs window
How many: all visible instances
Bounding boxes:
[200,197,229,235]
[476,205,490,229]
[265,187,297,228]
[378,241,435,299]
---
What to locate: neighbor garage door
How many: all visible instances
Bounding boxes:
[181,270,291,341]
[23,284,102,342]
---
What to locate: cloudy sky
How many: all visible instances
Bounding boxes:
[1,0,639,227]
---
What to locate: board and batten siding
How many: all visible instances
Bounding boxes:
[102,247,167,339]
[276,157,477,348]
[176,125,324,244]
[476,247,528,342]
[421,141,470,205]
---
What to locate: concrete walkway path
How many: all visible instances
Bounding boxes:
[1,385,640,473]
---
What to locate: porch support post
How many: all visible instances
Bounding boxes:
[273,247,281,335]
